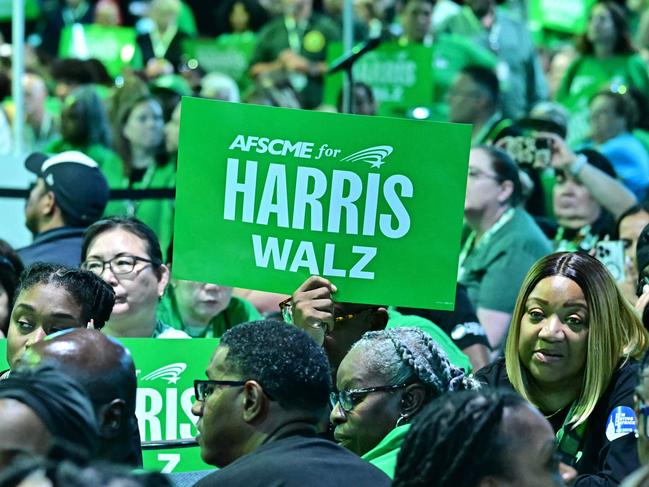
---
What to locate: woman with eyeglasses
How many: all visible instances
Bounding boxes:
[80,216,189,338]
[329,327,478,478]
[3,262,115,376]
[475,252,648,484]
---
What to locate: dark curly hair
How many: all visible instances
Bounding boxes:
[16,263,115,329]
[220,319,332,415]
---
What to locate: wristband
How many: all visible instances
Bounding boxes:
[569,154,588,177]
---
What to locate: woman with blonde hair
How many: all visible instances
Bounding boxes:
[476,251,648,483]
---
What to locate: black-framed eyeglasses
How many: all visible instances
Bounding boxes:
[330,383,409,413]
[82,255,157,276]
[194,379,246,402]
[279,298,376,326]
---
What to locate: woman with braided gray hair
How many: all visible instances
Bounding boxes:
[329,327,478,478]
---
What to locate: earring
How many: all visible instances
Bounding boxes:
[395,414,408,428]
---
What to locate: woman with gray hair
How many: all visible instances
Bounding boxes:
[330,327,478,478]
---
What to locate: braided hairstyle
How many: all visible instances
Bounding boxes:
[350,327,479,402]
[393,390,525,487]
[16,263,115,329]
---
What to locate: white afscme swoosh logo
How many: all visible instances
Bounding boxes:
[141,363,187,384]
[340,145,394,168]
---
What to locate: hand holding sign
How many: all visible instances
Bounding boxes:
[292,276,338,345]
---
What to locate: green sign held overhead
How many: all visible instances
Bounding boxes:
[173,98,471,310]
[528,0,596,35]
[59,24,138,78]
[182,33,256,88]
[323,42,433,116]
[0,338,216,474]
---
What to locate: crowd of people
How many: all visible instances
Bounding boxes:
[2,0,649,485]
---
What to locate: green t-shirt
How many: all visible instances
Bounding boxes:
[556,54,649,145]
[387,308,471,372]
[361,424,410,478]
[459,207,552,314]
[157,289,262,338]
[45,139,124,179]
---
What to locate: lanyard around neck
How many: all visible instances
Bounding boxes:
[458,207,515,274]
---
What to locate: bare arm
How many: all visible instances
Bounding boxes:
[477,307,512,349]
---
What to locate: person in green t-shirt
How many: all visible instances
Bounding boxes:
[329,327,479,478]
[556,2,649,146]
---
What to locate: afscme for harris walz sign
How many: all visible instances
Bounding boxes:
[173,98,471,310]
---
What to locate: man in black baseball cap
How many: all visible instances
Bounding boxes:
[18,151,110,267]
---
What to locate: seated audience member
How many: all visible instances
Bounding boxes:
[0,242,23,338]
[621,351,649,486]
[392,390,565,487]
[200,72,241,102]
[460,146,551,348]
[447,66,520,145]
[81,217,189,338]
[398,284,491,371]
[330,328,479,477]
[21,73,59,152]
[551,144,636,252]
[20,329,142,467]
[634,224,649,329]
[0,365,99,470]
[3,263,114,375]
[135,0,189,75]
[19,151,110,267]
[0,457,172,487]
[475,252,648,483]
[45,85,124,173]
[616,203,649,303]
[191,320,390,486]
[158,243,261,338]
[249,0,341,109]
[288,276,471,378]
[589,90,649,201]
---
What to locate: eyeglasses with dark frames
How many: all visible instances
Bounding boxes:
[330,383,410,413]
[194,379,247,402]
[82,255,157,276]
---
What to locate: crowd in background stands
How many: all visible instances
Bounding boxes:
[2,0,649,485]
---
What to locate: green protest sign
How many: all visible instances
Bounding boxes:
[528,0,595,34]
[182,33,256,87]
[323,42,433,116]
[59,24,138,78]
[0,338,216,474]
[173,98,470,310]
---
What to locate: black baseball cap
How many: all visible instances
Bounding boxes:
[25,151,110,226]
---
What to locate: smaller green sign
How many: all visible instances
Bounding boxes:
[528,0,596,34]
[323,42,433,116]
[58,24,138,78]
[0,0,39,20]
[0,338,216,474]
[182,33,257,88]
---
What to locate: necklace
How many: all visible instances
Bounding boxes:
[544,407,565,420]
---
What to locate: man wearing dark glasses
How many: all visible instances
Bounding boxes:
[191,319,390,487]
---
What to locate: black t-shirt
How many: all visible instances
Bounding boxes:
[475,358,641,486]
[398,284,491,351]
[195,433,390,487]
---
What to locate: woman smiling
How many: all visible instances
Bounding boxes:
[476,252,648,483]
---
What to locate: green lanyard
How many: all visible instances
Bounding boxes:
[555,403,587,466]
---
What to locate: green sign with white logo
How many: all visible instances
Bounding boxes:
[58,24,138,78]
[0,338,217,474]
[173,98,470,310]
[323,42,433,117]
[182,33,256,88]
